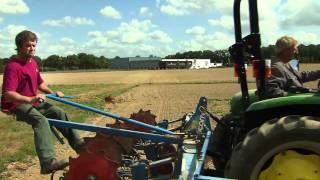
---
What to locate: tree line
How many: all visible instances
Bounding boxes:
[0,44,320,73]
[0,53,108,73]
[165,44,320,65]
[261,44,320,63]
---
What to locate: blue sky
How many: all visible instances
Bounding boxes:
[1,0,320,59]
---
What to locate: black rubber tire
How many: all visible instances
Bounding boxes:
[224,115,320,180]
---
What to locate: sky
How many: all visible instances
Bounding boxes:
[0,0,320,59]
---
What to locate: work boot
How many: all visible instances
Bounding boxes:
[40,158,69,174]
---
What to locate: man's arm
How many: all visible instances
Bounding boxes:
[39,83,64,97]
[4,91,45,104]
[300,70,320,83]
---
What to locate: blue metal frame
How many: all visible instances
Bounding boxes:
[194,129,212,177]
[179,97,207,179]
[48,118,182,144]
[183,96,207,131]
[195,176,234,180]
[45,94,233,180]
[46,94,174,135]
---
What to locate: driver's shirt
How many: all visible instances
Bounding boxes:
[265,57,320,98]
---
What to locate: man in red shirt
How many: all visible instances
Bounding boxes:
[1,30,83,174]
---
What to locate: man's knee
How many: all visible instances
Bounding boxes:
[49,106,67,120]
[32,117,50,128]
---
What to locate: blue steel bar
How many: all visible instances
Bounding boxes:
[46,93,73,98]
[194,127,212,177]
[195,176,234,180]
[149,157,174,168]
[50,126,65,144]
[48,119,181,144]
[46,94,174,135]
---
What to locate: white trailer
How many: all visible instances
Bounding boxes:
[161,59,212,69]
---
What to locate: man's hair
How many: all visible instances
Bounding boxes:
[15,30,38,51]
[275,35,298,55]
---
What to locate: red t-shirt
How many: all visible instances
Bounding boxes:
[1,57,44,112]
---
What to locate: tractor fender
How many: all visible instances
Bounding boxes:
[244,104,320,132]
[243,93,320,132]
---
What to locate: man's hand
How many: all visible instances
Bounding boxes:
[55,91,64,98]
[30,94,46,103]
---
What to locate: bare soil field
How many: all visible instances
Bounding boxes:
[0,64,319,85]
[0,68,239,85]
[1,64,319,179]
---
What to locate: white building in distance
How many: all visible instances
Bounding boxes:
[161,59,222,69]
[108,57,223,70]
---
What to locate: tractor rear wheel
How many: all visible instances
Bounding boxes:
[224,115,320,180]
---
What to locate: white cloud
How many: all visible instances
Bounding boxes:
[100,6,121,19]
[60,37,75,44]
[150,30,172,43]
[140,7,153,17]
[180,31,233,51]
[42,16,95,27]
[185,26,206,35]
[0,24,28,57]
[205,32,234,50]
[0,24,27,41]
[82,19,156,56]
[156,0,161,8]
[46,44,65,54]
[212,0,232,14]
[205,0,283,47]
[80,19,176,58]
[106,30,119,39]
[208,16,233,31]
[38,36,81,58]
[292,31,319,45]
[85,37,109,49]
[180,40,203,51]
[88,31,103,38]
[0,43,15,58]
[160,4,186,16]
[279,0,308,15]
[117,19,155,44]
[0,0,29,14]
[160,0,216,16]
[279,0,320,27]
[121,31,147,44]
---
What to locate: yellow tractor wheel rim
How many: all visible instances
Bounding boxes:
[259,150,320,180]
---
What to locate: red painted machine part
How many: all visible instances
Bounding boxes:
[66,152,119,180]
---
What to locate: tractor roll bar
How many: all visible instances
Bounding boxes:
[231,0,264,108]
[248,0,265,98]
[231,0,250,109]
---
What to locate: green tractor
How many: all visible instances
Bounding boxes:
[208,0,320,179]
